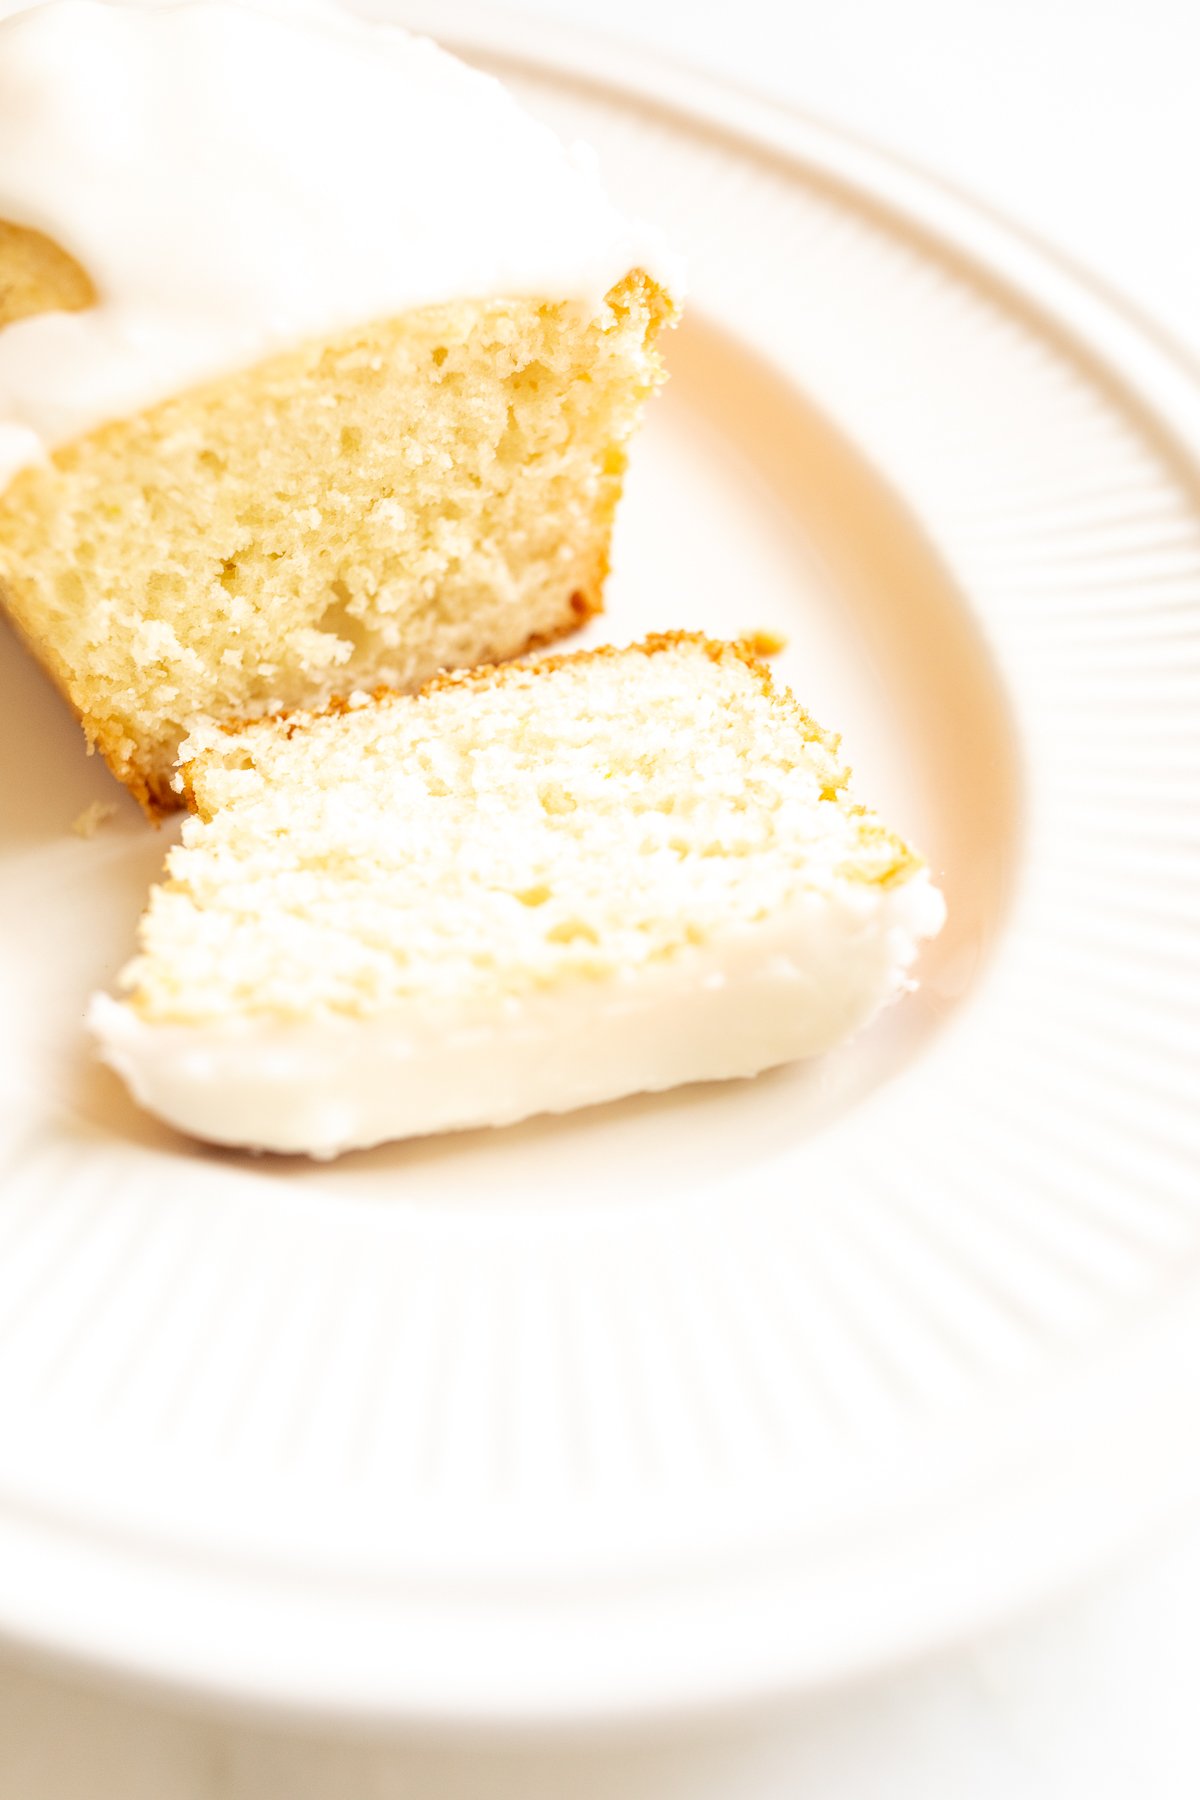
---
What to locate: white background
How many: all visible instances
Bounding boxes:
[4,0,1200,1794]
[509,0,1200,362]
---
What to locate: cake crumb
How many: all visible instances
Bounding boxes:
[72,800,118,838]
[742,630,787,657]
[92,633,943,1156]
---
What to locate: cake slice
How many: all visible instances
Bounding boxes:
[0,2,676,812]
[89,635,946,1156]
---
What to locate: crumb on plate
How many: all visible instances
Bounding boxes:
[741,630,787,657]
[72,799,119,838]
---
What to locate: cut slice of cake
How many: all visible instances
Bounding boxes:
[89,635,946,1156]
[0,2,677,812]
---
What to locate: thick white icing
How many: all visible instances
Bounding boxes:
[0,0,675,490]
[89,875,946,1157]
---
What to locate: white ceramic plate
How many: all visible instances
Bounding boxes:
[0,2,1198,1728]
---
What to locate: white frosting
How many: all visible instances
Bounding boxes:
[0,0,675,490]
[89,875,946,1157]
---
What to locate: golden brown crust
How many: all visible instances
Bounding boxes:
[1,565,169,814]
[0,219,96,329]
[741,628,786,657]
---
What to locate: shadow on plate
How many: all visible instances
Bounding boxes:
[0,616,140,847]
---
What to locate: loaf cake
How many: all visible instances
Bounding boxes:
[89,635,946,1156]
[0,1,676,811]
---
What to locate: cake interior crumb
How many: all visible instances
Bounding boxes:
[120,635,922,1027]
[71,799,119,838]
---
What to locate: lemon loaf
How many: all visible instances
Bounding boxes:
[0,2,677,812]
[89,635,946,1156]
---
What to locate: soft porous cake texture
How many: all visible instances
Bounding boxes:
[90,636,947,1156]
[0,274,671,810]
[0,2,676,810]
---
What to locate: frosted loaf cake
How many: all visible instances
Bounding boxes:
[90,635,947,1156]
[0,1,677,810]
